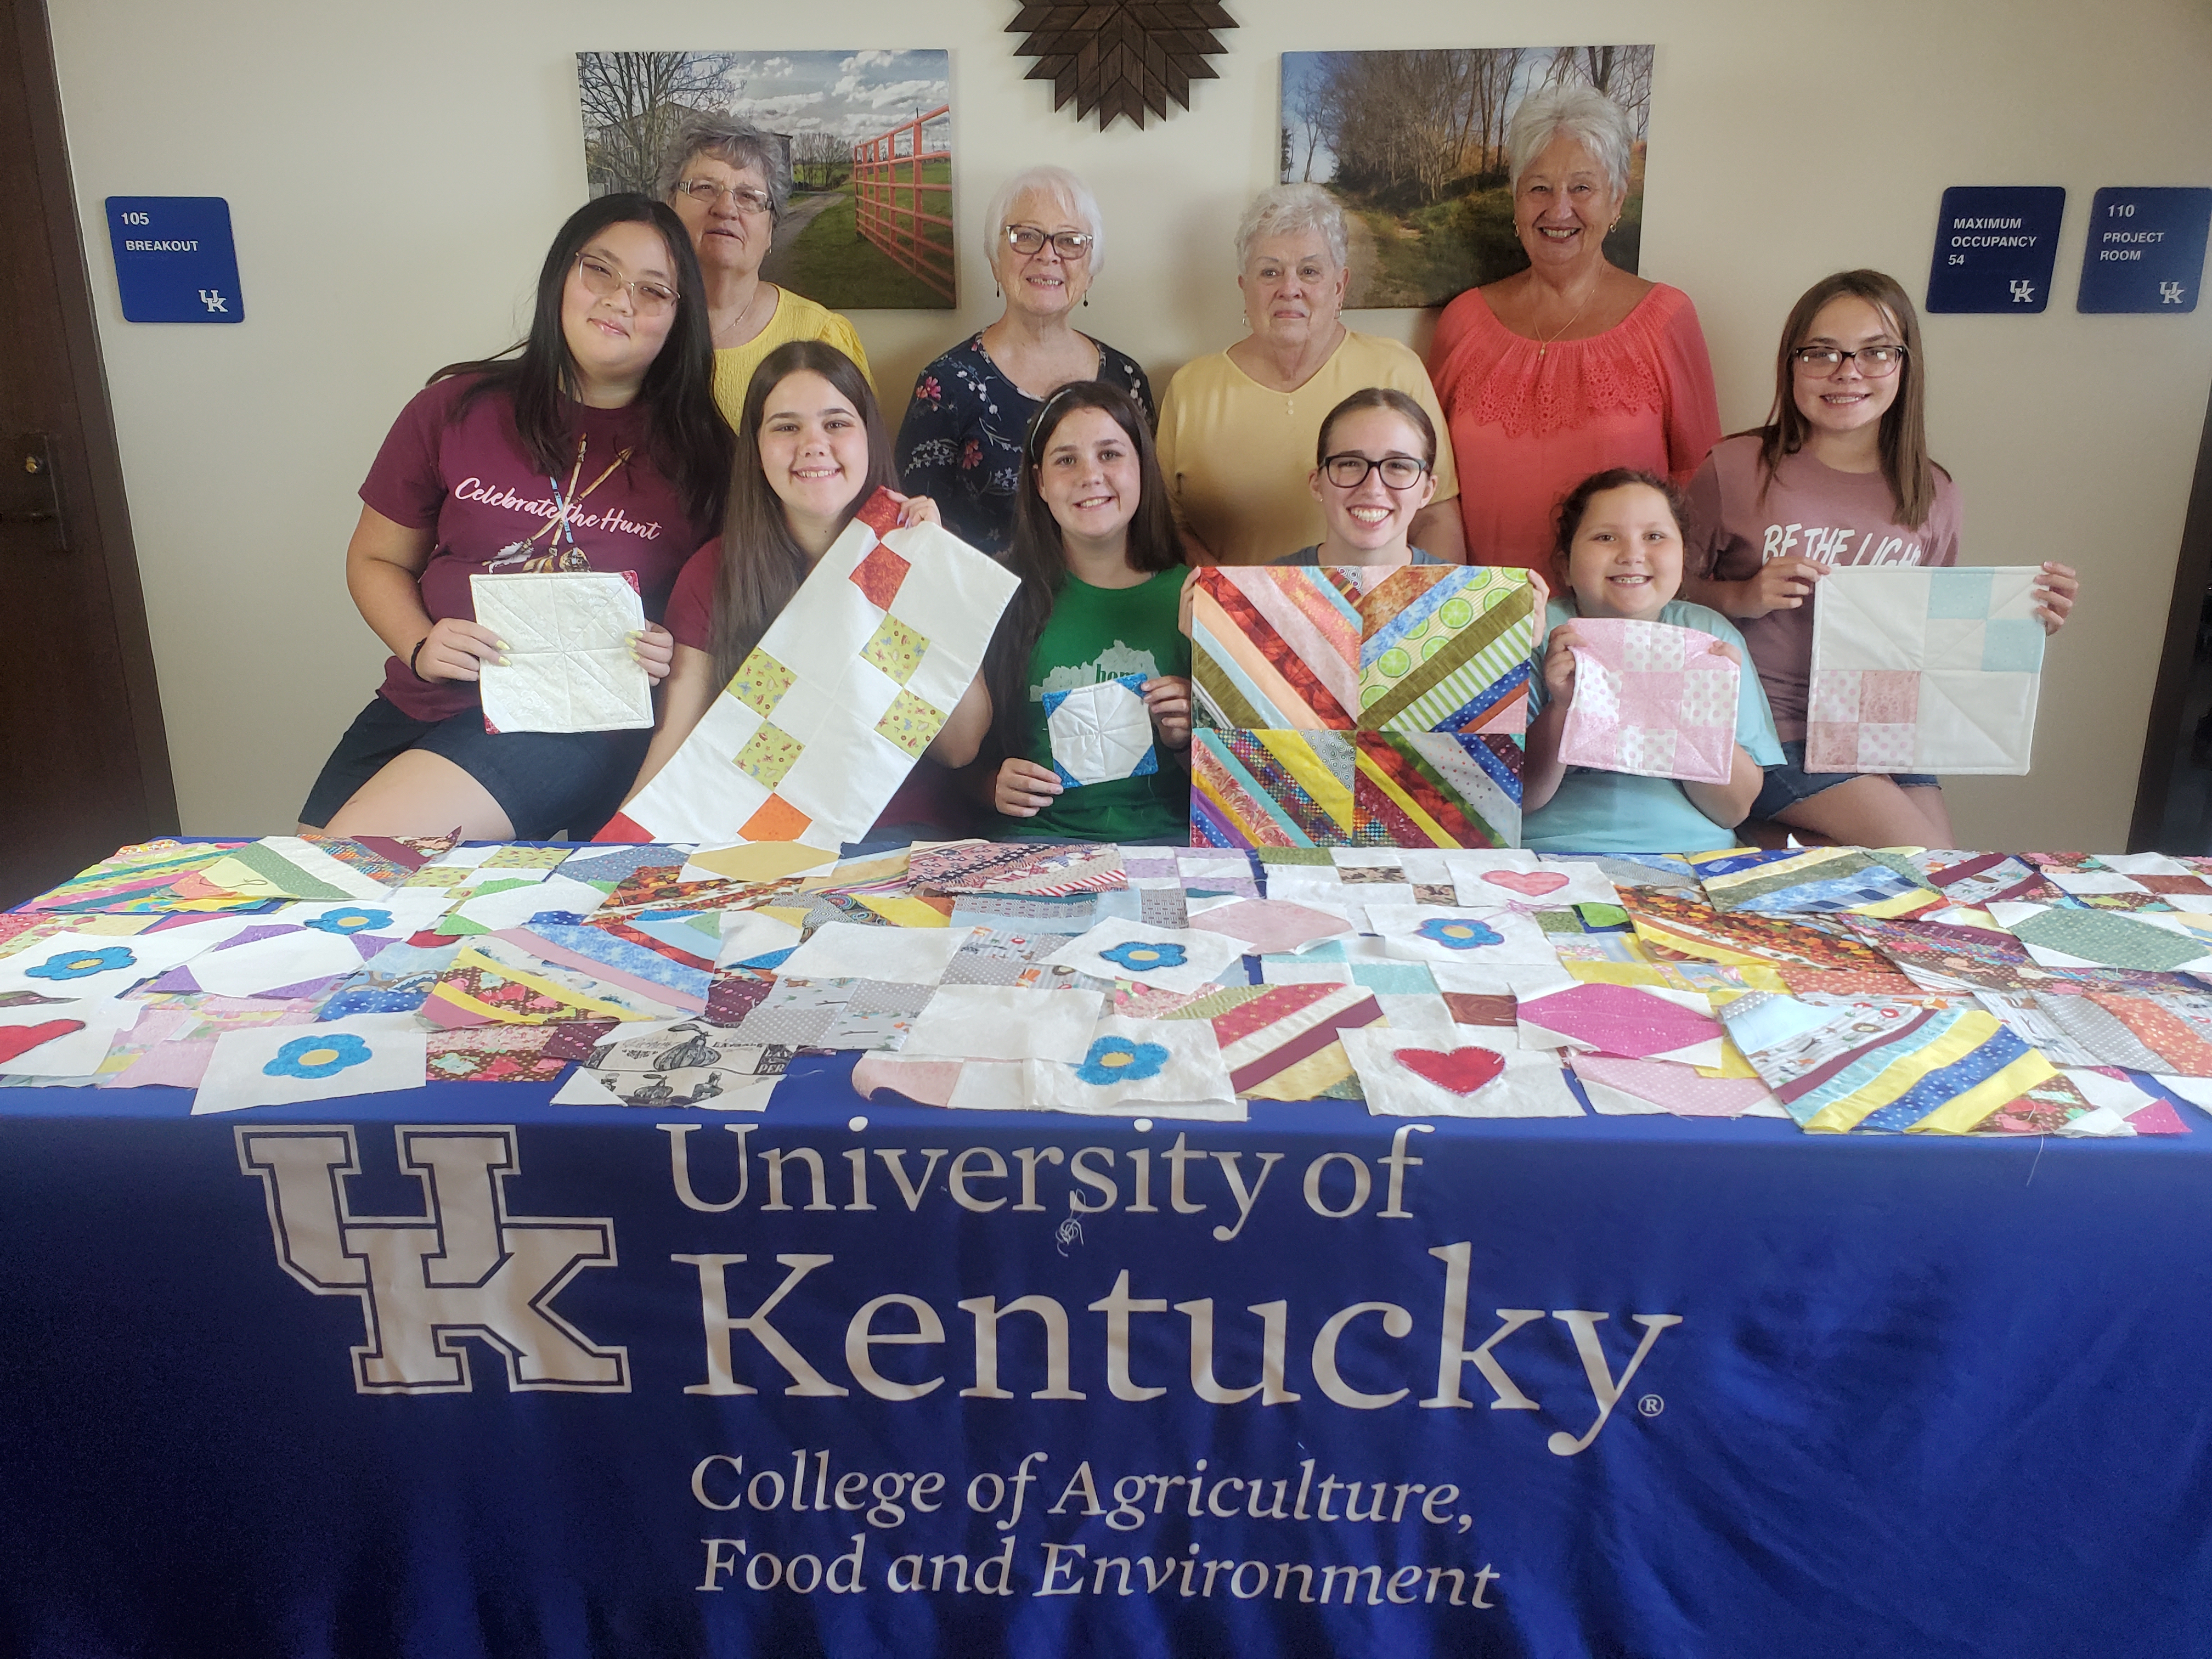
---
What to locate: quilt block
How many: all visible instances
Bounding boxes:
[1556,617,1739,785]
[471,571,652,733]
[1189,566,1532,848]
[1806,566,2045,774]
[602,492,1018,847]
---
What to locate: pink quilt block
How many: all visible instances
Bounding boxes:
[1557,617,1737,785]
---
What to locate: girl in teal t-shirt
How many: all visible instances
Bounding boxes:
[981,381,1193,842]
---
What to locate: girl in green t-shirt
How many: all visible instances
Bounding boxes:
[980,381,1194,842]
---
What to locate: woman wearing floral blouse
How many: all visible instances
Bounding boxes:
[894,165,1154,559]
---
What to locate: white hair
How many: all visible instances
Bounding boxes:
[1233,182,1348,271]
[983,165,1108,276]
[1507,84,1634,199]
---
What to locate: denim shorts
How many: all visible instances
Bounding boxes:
[1752,739,1940,820]
[299,695,650,839]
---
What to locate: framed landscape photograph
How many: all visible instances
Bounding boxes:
[577,49,954,309]
[1280,46,1654,309]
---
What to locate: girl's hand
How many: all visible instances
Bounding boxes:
[2034,561,2079,635]
[887,490,941,528]
[1709,639,1742,668]
[629,623,675,685]
[1542,623,1582,707]
[1144,675,1193,750]
[995,758,1064,817]
[1739,557,1824,617]
[1179,567,1203,636]
[1523,567,1550,608]
[413,617,506,683]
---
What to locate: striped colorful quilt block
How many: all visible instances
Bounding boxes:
[1190,731,1520,849]
[1190,567,1533,848]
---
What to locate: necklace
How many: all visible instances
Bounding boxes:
[712,284,770,343]
[1534,278,1600,360]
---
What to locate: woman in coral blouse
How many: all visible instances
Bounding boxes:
[1429,84,1720,569]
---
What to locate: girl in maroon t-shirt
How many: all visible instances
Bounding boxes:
[300,194,730,839]
[1683,269,2080,847]
[630,340,989,842]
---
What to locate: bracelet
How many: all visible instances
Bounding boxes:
[408,636,430,678]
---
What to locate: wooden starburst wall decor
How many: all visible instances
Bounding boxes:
[1007,4,1239,131]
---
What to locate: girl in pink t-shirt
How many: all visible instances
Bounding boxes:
[629,340,985,842]
[1683,269,2080,847]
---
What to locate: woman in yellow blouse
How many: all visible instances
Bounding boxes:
[660,115,872,425]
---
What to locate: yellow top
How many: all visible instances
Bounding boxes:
[709,287,873,427]
[1153,330,1459,567]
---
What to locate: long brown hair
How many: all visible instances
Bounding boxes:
[984,380,1182,761]
[707,340,896,686]
[1758,269,1938,529]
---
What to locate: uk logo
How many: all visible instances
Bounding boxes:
[2162,281,2187,304]
[237,1124,628,1395]
[2009,279,2036,303]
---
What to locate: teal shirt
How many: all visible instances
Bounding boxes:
[1522,596,1784,854]
[1005,566,1190,841]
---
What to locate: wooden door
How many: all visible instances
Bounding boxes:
[0,0,177,907]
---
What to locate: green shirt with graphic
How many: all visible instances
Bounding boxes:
[1006,566,1190,842]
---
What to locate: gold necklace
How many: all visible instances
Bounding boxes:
[713,285,768,342]
[1534,279,1599,360]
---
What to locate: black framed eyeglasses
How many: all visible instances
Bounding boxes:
[1790,345,1907,377]
[675,178,773,216]
[1321,453,1429,490]
[1005,224,1093,258]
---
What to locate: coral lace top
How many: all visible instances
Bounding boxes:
[1428,281,1720,569]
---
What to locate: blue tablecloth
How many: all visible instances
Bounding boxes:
[3,1056,2209,1658]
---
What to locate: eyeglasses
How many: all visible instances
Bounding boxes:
[1005,224,1093,258]
[573,252,678,315]
[675,178,774,215]
[1321,453,1429,490]
[1791,345,1908,377]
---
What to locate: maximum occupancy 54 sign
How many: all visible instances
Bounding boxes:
[105,196,243,323]
[1925,185,2065,313]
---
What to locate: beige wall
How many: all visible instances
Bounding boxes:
[48,0,2212,848]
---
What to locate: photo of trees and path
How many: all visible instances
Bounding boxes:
[577,49,953,309]
[1281,46,1654,310]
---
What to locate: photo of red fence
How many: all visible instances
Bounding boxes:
[578,49,954,311]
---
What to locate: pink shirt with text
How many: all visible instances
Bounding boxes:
[1684,434,1960,743]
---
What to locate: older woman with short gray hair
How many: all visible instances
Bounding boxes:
[661,114,871,425]
[1154,182,1462,566]
[1428,84,1719,568]
[895,164,1153,558]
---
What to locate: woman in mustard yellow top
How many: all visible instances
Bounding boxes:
[660,115,872,424]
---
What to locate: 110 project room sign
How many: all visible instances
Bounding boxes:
[104,196,244,323]
[1926,185,2064,313]
[2078,187,2212,313]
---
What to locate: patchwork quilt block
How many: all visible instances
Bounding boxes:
[1806,566,2045,774]
[1046,675,1156,787]
[1557,617,1739,784]
[603,492,1018,846]
[1190,730,1522,849]
[1190,566,1533,849]
[1718,991,2057,1133]
[471,571,651,732]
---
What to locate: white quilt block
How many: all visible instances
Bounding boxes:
[606,495,1020,846]
[1046,675,1157,787]
[471,572,652,732]
[1805,566,2045,774]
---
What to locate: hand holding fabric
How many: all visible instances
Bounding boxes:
[995,757,1064,817]
[2034,561,2079,635]
[1144,675,1193,750]
[629,624,674,685]
[415,616,505,683]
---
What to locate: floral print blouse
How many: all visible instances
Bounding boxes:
[893,332,1155,560]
